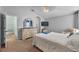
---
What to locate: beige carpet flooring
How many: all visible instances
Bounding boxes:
[0,34,40,52]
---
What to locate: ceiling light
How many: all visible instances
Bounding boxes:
[43,6,49,13]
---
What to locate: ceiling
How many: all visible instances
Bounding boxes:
[2,6,79,18]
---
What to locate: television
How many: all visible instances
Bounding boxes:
[41,21,49,26]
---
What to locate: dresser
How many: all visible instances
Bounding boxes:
[19,28,37,40]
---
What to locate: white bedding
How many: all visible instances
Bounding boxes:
[36,32,69,46]
[67,35,79,51]
[35,32,79,51]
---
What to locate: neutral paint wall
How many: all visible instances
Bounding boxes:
[0,7,2,12]
[74,12,78,28]
[0,7,7,14]
[17,12,40,28]
[76,11,79,29]
[78,12,79,29]
[74,11,79,29]
[46,14,74,32]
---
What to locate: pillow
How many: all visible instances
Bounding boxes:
[73,29,79,34]
[42,32,48,34]
[67,28,79,38]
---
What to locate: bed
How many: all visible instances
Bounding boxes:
[32,32,79,52]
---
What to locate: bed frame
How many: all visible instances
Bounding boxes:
[32,36,76,52]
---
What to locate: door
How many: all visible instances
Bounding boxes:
[0,14,6,48]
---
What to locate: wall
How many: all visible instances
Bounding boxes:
[78,12,79,29]
[46,14,74,32]
[74,11,79,29]
[18,12,40,28]
[0,7,2,12]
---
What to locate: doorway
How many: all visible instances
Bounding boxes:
[5,15,18,47]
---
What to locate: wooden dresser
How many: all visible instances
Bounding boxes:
[19,28,37,40]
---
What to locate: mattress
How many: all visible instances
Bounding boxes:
[35,32,79,51]
[35,32,69,46]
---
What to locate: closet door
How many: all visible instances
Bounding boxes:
[0,14,1,48]
[0,14,5,48]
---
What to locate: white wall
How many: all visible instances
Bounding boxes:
[0,7,2,12]
[18,12,40,28]
[0,7,7,14]
[17,12,46,30]
[46,14,74,32]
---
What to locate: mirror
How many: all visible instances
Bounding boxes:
[23,18,32,28]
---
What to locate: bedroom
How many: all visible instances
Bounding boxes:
[0,6,79,52]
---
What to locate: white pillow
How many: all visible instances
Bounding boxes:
[73,29,79,34]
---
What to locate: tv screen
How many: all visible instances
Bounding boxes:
[41,21,49,26]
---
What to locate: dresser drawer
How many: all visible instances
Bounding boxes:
[22,28,37,40]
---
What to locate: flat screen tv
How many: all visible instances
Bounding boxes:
[41,21,49,26]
